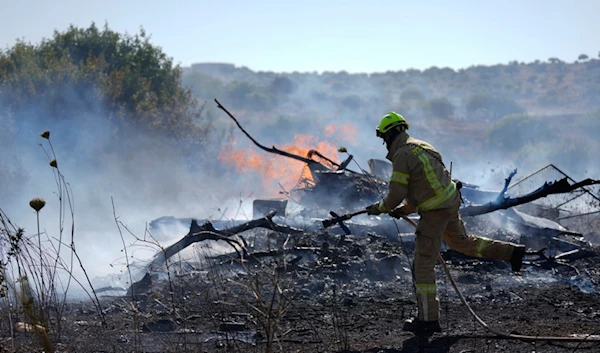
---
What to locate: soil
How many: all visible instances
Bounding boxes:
[2,228,600,353]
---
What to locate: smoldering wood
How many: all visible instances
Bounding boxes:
[460,177,600,218]
[127,211,304,296]
[124,122,600,298]
[154,211,304,270]
[214,99,394,214]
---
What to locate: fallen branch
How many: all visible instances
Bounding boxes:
[126,212,304,296]
[460,177,600,217]
[153,212,304,270]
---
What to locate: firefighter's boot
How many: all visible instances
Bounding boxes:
[510,245,526,272]
[403,317,442,335]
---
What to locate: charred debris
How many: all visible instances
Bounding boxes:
[126,101,600,299]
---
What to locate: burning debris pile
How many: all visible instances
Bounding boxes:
[111,154,600,351]
[125,102,600,303]
[214,100,387,218]
[130,168,600,295]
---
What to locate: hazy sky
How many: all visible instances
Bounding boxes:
[1,0,598,73]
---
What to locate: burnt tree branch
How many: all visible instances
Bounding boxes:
[149,211,304,271]
[215,99,315,164]
[460,177,600,217]
[495,168,518,203]
[127,212,304,296]
[215,99,360,174]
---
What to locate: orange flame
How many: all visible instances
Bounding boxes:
[218,134,341,196]
[323,123,358,143]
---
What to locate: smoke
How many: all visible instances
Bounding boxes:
[2,65,590,290]
[213,73,523,194]
[0,83,264,289]
[190,67,600,242]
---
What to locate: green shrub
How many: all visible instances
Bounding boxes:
[0,23,209,140]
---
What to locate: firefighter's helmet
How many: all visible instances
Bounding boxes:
[376,112,409,138]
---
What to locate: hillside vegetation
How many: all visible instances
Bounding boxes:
[2,23,599,185]
[182,56,600,180]
[184,57,600,118]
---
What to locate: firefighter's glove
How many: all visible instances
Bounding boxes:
[389,206,407,219]
[366,203,383,216]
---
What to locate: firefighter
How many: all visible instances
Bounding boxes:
[365,111,526,335]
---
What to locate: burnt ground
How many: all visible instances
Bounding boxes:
[2,223,600,353]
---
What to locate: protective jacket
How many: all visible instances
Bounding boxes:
[374,131,520,323]
[377,131,459,214]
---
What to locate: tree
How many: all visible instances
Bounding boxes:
[578,54,589,61]
[0,23,208,140]
[428,97,455,119]
[548,57,563,64]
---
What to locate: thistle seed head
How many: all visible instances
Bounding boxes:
[29,198,46,212]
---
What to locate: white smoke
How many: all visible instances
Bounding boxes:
[0,85,264,296]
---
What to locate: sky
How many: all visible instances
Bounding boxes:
[2,0,600,284]
[1,0,599,73]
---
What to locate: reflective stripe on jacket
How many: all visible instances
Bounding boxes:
[378,131,458,213]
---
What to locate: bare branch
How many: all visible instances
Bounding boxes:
[461,177,600,217]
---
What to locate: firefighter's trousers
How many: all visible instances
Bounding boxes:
[413,203,518,322]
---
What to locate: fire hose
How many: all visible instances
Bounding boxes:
[396,214,600,343]
[322,210,600,342]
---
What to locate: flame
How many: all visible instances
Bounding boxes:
[323,123,358,143]
[218,134,340,196]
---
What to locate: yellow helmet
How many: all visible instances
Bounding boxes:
[376,112,409,138]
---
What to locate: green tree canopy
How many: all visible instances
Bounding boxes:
[0,23,209,140]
